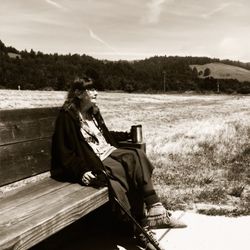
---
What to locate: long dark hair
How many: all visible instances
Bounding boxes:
[63,78,86,110]
[62,78,99,124]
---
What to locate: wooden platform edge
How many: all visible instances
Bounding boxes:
[0,187,109,250]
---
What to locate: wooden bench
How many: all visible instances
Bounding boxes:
[0,107,145,250]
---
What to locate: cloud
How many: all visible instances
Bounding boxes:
[88,51,155,61]
[219,36,250,60]
[88,28,117,53]
[201,2,241,19]
[45,0,66,10]
[145,0,170,24]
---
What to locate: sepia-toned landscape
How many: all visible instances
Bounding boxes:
[1,1,250,249]
[1,90,249,216]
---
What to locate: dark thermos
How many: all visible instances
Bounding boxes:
[131,125,143,143]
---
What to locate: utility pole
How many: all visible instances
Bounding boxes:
[163,70,166,92]
[217,80,220,93]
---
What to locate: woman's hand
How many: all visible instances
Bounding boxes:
[82,171,96,185]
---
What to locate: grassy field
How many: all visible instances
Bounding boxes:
[1,90,250,216]
[190,62,250,82]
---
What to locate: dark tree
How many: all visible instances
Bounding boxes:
[203,68,211,77]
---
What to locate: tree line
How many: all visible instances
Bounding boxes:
[1,40,250,93]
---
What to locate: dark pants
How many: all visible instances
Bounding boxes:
[102,148,159,223]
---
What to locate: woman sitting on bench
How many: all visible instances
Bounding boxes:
[51,76,186,250]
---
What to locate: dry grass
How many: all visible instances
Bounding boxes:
[190,62,250,82]
[1,90,250,216]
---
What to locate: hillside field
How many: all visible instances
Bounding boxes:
[190,62,250,82]
[0,90,250,216]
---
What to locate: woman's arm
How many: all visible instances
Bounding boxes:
[109,130,131,142]
[93,109,131,143]
[51,111,92,182]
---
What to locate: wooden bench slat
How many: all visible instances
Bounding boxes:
[0,187,108,250]
[0,107,59,145]
[0,177,70,215]
[0,181,84,226]
[0,138,51,186]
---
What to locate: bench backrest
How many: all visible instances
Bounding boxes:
[0,107,60,187]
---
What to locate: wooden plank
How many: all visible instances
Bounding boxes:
[0,138,51,186]
[0,182,84,226]
[0,107,59,145]
[0,186,109,250]
[0,177,70,215]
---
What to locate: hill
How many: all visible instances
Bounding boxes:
[190,63,250,82]
[1,39,250,93]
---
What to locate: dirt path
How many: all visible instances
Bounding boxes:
[152,211,249,250]
[32,207,249,250]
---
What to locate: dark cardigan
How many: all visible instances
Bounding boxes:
[51,107,155,215]
[51,107,130,183]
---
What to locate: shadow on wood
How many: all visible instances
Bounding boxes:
[31,204,140,250]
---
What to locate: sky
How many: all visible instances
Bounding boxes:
[1,0,250,62]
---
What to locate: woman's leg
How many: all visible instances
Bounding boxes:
[108,148,187,229]
[107,148,161,220]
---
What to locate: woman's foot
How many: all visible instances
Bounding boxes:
[146,202,187,229]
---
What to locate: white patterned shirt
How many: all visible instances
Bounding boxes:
[79,112,116,161]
